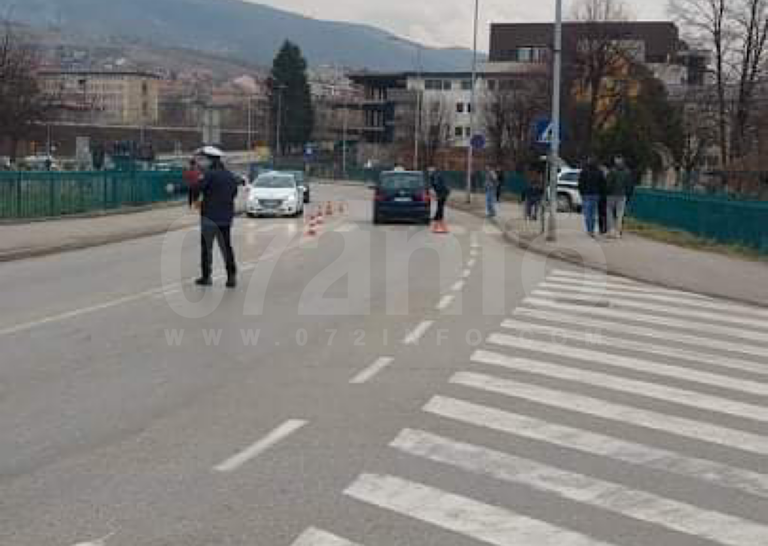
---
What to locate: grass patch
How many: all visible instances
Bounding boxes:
[625,218,767,262]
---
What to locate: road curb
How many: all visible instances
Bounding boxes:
[449,201,768,309]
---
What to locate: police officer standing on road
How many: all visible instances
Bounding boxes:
[428,166,450,228]
[192,146,239,289]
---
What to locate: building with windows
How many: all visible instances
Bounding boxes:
[40,70,162,125]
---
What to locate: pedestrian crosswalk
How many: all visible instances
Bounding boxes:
[290,268,768,545]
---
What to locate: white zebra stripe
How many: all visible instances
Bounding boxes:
[513,307,768,359]
[290,528,363,546]
[532,290,768,331]
[546,275,712,300]
[539,281,768,319]
[345,473,616,546]
[525,297,768,344]
[487,333,768,397]
[499,319,768,377]
[392,429,768,546]
[451,372,768,455]
[471,349,768,422]
[424,396,768,498]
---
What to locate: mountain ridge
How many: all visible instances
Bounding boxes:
[0,0,483,71]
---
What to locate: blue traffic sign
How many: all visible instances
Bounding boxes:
[470,134,486,151]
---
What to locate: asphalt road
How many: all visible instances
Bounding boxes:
[1,184,767,546]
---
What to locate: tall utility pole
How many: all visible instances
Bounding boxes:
[247,95,253,151]
[465,0,480,203]
[342,99,349,177]
[547,0,564,241]
[414,45,423,171]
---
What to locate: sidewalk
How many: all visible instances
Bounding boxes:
[0,204,197,262]
[451,196,768,306]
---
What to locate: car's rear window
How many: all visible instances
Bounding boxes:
[380,174,424,190]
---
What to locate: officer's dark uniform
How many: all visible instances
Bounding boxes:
[196,165,238,286]
[430,171,450,222]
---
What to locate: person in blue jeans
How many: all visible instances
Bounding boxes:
[578,158,607,237]
[485,166,499,218]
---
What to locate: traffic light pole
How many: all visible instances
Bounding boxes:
[465,0,480,204]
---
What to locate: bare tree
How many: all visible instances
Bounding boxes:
[0,21,51,161]
[419,98,451,169]
[571,0,634,152]
[730,0,768,159]
[482,86,514,167]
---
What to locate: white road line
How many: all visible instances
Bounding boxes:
[451,280,466,292]
[344,473,616,546]
[500,319,768,378]
[487,333,768,397]
[467,258,477,268]
[403,321,434,345]
[472,349,768,422]
[539,281,768,319]
[437,295,455,312]
[334,224,358,233]
[392,429,768,546]
[470,249,480,257]
[462,269,472,278]
[532,290,768,331]
[425,396,768,499]
[546,275,712,301]
[451,372,768,455]
[350,357,395,384]
[525,297,768,344]
[514,307,768,359]
[290,528,363,546]
[214,420,307,473]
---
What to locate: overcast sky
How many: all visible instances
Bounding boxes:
[247,0,670,50]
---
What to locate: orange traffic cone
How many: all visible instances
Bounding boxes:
[305,214,318,236]
[316,206,324,224]
[432,220,449,234]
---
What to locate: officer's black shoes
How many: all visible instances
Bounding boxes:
[195,277,213,287]
[226,277,237,289]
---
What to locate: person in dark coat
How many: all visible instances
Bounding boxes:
[598,164,609,235]
[192,147,239,288]
[578,157,607,238]
[428,166,450,224]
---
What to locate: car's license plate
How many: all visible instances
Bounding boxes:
[394,197,412,202]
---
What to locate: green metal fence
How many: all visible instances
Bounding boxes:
[0,170,185,220]
[629,188,768,253]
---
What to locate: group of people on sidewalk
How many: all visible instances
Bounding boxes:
[578,156,634,239]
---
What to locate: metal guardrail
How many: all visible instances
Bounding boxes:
[629,188,768,253]
[0,170,185,220]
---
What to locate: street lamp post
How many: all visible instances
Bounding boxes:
[247,95,253,151]
[465,0,480,203]
[547,0,564,242]
[342,98,349,178]
[414,45,423,171]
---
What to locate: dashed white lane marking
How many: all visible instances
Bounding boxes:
[403,321,434,345]
[451,372,768,455]
[525,297,768,344]
[334,224,358,233]
[539,281,768,319]
[437,295,455,312]
[467,258,477,268]
[214,420,307,473]
[500,319,768,378]
[392,429,768,546]
[487,332,768,397]
[344,473,616,546]
[350,357,395,384]
[451,280,466,292]
[70,532,115,546]
[424,396,768,499]
[472,349,768,422]
[461,269,472,278]
[290,527,363,546]
[532,289,768,331]
[514,307,768,359]
[470,249,480,257]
